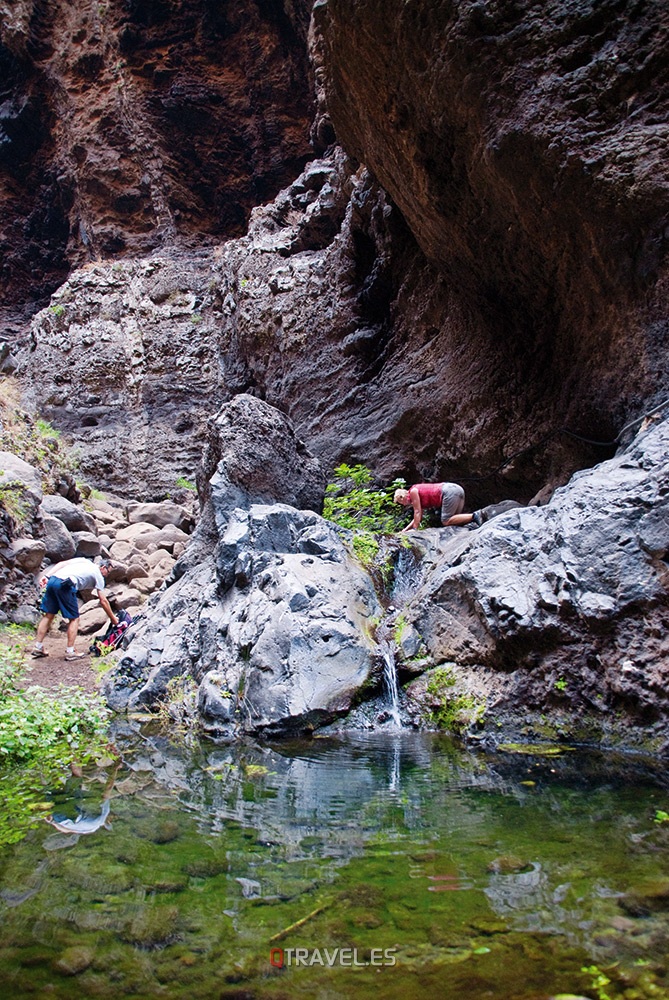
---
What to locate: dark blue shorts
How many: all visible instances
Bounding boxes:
[41,576,80,620]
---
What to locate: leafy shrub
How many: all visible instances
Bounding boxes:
[0,627,110,763]
[0,627,113,844]
[323,464,406,534]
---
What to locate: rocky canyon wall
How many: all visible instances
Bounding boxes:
[10,0,669,509]
[0,0,314,326]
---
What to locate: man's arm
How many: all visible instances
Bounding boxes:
[402,487,422,532]
[96,591,118,625]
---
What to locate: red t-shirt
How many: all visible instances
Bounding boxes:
[410,483,443,508]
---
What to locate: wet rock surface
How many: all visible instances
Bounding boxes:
[401,416,669,749]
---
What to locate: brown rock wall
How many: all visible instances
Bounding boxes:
[314,0,669,456]
[0,0,314,313]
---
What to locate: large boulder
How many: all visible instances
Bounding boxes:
[199,393,326,520]
[103,397,379,734]
[0,452,42,498]
[0,452,43,526]
[8,538,46,573]
[39,494,96,534]
[104,505,381,735]
[40,513,76,562]
[126,502,194,533]
[401,416,669,748]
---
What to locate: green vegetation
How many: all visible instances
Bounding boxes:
[0,479,30,527]
[393,614,408,644]
[176,476,197,492]
[47,303,65,318]
[654,809,669,824]
[554,677,567,692]
[581,964,612,1000]
[0,626,112,844]
[424,665,485,734]
[324,464,406,533]
[351,531,379,565]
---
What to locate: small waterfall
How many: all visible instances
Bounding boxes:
[373,539,425,729]
[377,628,402,727]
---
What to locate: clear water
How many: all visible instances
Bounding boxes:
[1,727,669,999]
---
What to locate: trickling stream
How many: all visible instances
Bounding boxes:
[376,629,402,726]
[373,540,425,726]
[1,727,669,999]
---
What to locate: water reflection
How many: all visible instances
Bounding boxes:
[0,728,668,999]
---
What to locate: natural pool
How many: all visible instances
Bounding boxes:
[1,726,669,999]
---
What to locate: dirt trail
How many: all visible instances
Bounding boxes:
[23,634,100,694]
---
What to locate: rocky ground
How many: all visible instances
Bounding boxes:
[0,445,197,698]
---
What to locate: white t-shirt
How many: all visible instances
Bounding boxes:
[53,558,105,594]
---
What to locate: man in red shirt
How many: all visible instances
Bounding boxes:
[394,482,475,531]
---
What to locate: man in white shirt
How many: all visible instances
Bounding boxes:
[32,558,118,661]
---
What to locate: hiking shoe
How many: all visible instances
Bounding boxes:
[471,510,486,527]
[64,651,86,661]
[31,649,48,658]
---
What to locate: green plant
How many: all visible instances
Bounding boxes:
[580,964,612,1000]
[654,810,669,824]
[352,531,379,565]
[323,464,406,534]
[393,614,408,644]
[176,476,196,492]
[554,677,567,692]
[48,304,65,317]
[34,418,60,440]
[424,666,485,734]
[0,627,112,844]
[191,313,203,324]
[0,481,30,527]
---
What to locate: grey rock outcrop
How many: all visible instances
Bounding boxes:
[400,416,669,748]
[40,513,76,562]
[105,504,381,736]
[198,393,327,524]
[40,494,96,534]
[103,395,380,735]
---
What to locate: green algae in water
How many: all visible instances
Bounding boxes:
[1,731,669,998]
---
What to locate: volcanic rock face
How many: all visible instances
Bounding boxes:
[22,146,604,503]
[312,0,669,481]
[399,415,669,748]
[20,0,669,504]
[0,0,314,316]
